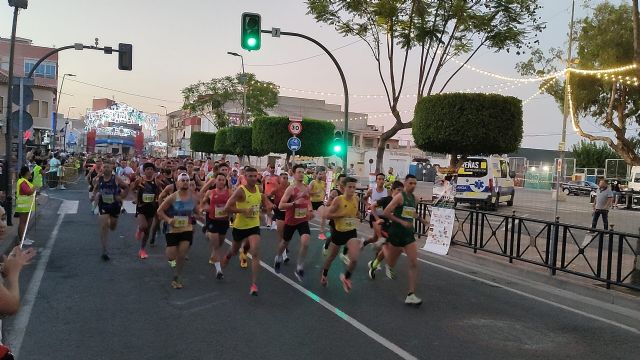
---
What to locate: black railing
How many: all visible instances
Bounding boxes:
[353,192,640,291]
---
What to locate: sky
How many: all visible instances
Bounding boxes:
[1,0,626,150]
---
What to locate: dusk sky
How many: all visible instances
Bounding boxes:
[1,0,624,150]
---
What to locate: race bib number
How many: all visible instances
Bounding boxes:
[376,206,383,214]
[102,194,114,204]
[214,205,227,218]
[342,217,357,231]
[294,207,308,219]
[142,193,155,203]
[248,205,260,218]
[401,206,416,219]
[173,216,189,228]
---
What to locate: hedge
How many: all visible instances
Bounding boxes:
[252,116,335,156]
[190,131,216,154]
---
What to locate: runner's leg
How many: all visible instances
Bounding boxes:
[248,234,261,285]
[404,242,419,294]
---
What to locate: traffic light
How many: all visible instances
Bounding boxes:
[118,43,133,71]
[241,12,261,51]
[330,131,345,156]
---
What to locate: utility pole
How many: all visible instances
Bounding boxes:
[227,52,247,125]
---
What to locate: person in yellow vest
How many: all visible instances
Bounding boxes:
[16,166,36,246]
[385,167,396,189]
[222,167,274,296]
[32,160,44,193]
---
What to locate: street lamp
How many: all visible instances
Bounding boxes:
[55,73,75,150]
[158,104,168,156]
[227,51,247,125]
[63,106,75,151]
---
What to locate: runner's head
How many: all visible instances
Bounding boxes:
[267,163,275,174]
[143,163,155,177]
[218,162,230,176]
[279,172,289,187]
[215,172,227,189]
[176,166,187,180]
[102,161,113,175]
[292,164,305,183]
[316,170,325,181]
[344,177,357,196]
[404,174,417,193]
[19,166,30,179]
[177,172,190,190]
[337,174,346,190]
[391,180,404,196]
[244,167,259,187]
[375,173,385,187]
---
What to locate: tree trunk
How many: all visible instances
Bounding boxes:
[449,153,458,168]
[374,121,411,173]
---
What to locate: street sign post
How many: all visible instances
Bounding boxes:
[287,136,302,165]
[288,121,302,136]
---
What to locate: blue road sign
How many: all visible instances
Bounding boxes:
[287,136,301,152]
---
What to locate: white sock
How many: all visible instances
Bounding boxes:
[275,255,282,262]
[214,262,221,272]
[297,264,304,271]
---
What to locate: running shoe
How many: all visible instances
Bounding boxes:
[208,257,216,265]
[101,253,110,262]
[149,238,156,247]
[168,260,177,268]
[138,249,148,259]
[283,249,290,264]
[249,283,259,296]
[322,244,329,256]
[340,252,350,266]
[319,233,327,240]
[339,273,352,293]
[274,258,282,274]
[367,260,376,280]
[405,293,423,306]
[135,229,143,241]
[59,185,67,190]
[22,238,35,246]
[171,277,183,289]
[385,265,396,280]
[239,249,248,269]
[294,268,304,282]
[216,271,224,280]
[320,274,328,287]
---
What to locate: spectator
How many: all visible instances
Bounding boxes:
[591,179,613,231]
[15,166,36,246]
[347,163,356,176]
[611,180,622,209]
[48,154,62,190]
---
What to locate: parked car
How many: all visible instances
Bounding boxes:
[561,181,598,196]
[454,156,516,210]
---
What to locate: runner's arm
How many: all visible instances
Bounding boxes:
[278,187,295,209]
[261,194,274,213]
[324,198,342,219]
[156,194,176,224]
[363,188,372,204]
[199,178,215,196]
[224,188,249,215]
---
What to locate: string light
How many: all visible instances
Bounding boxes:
[568,63,637,75]
[523,76,563,105]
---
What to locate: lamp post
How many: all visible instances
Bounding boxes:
[63,106,75,151]
[227,51,247,125]
[158,105,168,156]
[55,73,75,150]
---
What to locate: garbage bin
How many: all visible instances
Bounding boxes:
[415,163,425,181]
[424,164,437,182]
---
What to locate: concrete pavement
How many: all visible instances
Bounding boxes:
[3,182,640,360]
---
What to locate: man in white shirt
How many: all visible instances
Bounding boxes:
[48,154,63,190]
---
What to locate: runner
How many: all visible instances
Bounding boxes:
[309,170,326,212]
[91,161,129,261]
[270,172,290,262]
[131,163,160,259]
[381,174,428,305]
[222,167,273,296]
[276,165,314,281]
[321,177,361,293]
[156,172,203,289]
[366,180,404,279]
[200,172,231,279]
[321,174,346,256]
[364,173,388,229]
[262,164,279,228]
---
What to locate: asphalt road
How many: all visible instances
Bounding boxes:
[3,182,640,360]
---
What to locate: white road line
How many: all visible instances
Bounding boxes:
[415,257,640,335]
[57,200,79,214]
[7,213,65,357]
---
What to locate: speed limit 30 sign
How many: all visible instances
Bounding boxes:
[288,121,302,136]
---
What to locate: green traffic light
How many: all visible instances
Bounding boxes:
[333,144,342,153]
[247,37,257,48]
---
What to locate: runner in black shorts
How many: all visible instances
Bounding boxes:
[322,174,346,255]
[91,161,128,261]
[270,172,290,260]
[200,172,231,279]
[131,162,160,259]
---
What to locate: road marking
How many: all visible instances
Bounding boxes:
[170,291,220,306]
[57,200,79,214]
[415,256,640,335]
[196,218,418,360]
[7,213,65,357]
[183,299,228,314]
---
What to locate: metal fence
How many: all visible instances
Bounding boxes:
[354,191,640,291]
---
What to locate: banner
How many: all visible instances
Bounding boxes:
[422,207,455,255]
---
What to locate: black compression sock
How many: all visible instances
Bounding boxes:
[322,269,329,276]
[345,271,352,279]
[342,246,348,255]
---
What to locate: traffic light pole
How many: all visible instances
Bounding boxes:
[261,29,349,174]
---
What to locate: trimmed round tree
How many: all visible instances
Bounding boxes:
[412,93,523,166]
[190,131,216,154]
[252,116,335,157]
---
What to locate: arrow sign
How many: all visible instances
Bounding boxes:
[287,136,301,152]
[288,121,302,136]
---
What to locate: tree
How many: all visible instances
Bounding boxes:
[307,0,544,171]
[214,128,232,154]
[517,2,640,165]
[252,116,336,159]
[190,131,216,154]
[181,73,279,129]
[412,93,523,164]
[571,140,620,169]
[227,126,267,157]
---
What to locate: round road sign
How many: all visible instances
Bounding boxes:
[287,136,302,152]
[288,121,302,136]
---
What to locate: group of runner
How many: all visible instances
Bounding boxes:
[83,155,427,305]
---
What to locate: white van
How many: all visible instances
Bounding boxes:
[454,156,516,209]
[628,166,640,191]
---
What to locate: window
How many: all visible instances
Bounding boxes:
[24,60,56,79]
[457,158,488,178]
[40,101,49,118]
[499,160,508,178]
[28,101,40,117]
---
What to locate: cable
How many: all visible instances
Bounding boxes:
[66,78,182,104]
[524,127,640,138]
[246,39,362,67]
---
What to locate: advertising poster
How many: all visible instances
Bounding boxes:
[422,207,455,255]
